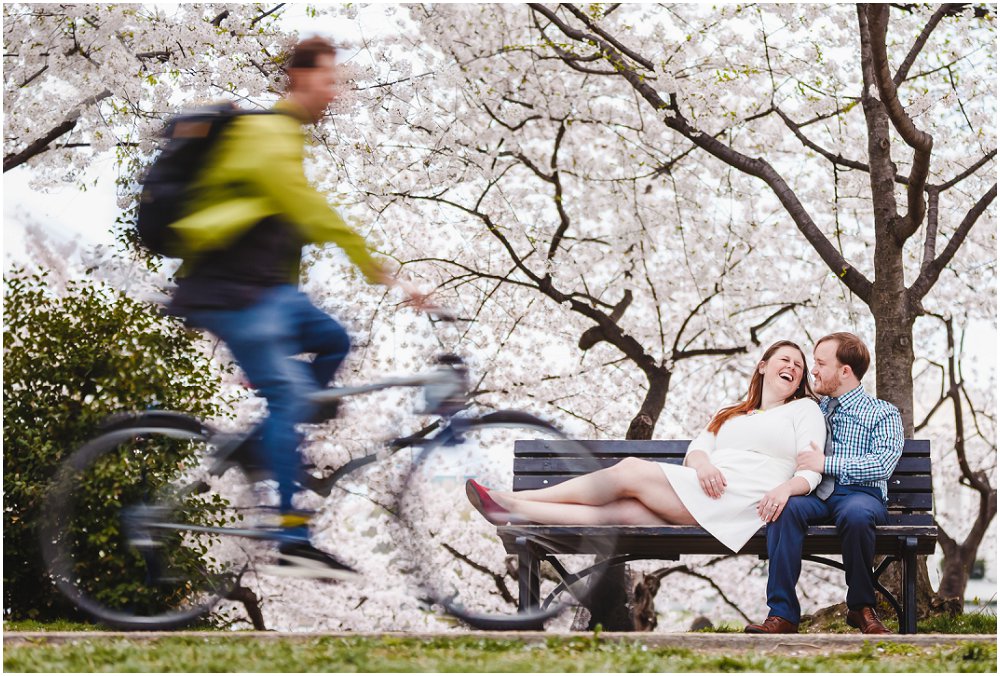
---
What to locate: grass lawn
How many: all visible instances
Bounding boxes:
[4,634,997,672]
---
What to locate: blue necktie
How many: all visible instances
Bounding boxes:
[815,397,840,500]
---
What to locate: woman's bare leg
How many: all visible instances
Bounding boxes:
[499,497,671,525]
[494,457,663,506]
[494,457,698,525]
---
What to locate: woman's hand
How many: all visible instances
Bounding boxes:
[696,463,727,499]
[757,483,793,523]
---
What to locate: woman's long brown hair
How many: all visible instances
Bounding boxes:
[706,340,817,434]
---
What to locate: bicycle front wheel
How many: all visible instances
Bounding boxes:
[395,411,619,630]
[39,412,250,630]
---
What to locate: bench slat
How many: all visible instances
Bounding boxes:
[887,493,933,510]
[498,524,938,557]
[513,475,933,509]
[513,455,931,475]
[513,460,932,489]
[515,439,930,457]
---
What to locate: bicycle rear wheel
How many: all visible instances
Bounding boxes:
[395,411,619,630]
[39,412,256,630]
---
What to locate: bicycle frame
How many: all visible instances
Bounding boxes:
[136,356,473,543]
[310,354,469,417]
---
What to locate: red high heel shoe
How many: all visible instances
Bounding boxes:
[465,479,534,525]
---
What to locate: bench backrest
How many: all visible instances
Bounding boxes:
[513,439,932,524]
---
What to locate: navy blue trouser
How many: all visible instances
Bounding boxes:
[186,285,351,540]
[765,483,887,624]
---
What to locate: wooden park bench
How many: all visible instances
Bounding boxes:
[498,439,937,634]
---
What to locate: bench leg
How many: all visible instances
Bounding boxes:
[515,536,540,611]
[872,556,905,626]
[900,536,918,634]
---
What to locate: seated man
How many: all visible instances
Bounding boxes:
[745,332,904,635]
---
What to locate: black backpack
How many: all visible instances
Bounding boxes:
[136,102,272,258]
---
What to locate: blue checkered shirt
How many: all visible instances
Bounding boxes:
[820,385,904,501]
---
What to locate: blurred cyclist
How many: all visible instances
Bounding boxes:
[167,36,430,577]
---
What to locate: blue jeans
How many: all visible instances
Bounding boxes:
[764,484,888,624]
[185,285,350,539]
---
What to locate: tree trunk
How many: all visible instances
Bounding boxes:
[872,301,916,434]
[587,371,671,631]
[584,564,633,631]
[224,584,266,630]
[937,481,998,601]
[626,371,670,441]
[937,536,977,603]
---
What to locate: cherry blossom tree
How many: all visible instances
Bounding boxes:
[5,2,995,630]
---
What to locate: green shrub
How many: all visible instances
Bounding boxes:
[3,269,228,621]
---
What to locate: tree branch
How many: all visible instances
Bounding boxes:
[775,106,875,175]
[893,5,951,85]
[482,101,542,132]
[530,9,622,75]
[441,542,517,606]
[934,150,996,191]
[937,314,994,495]
[651,563,752,623]
[740,106,995,201]
[250,3,285,27]
[909,183,997,303]
[866,4,933,238]
[748,302,808,347]
[563,4,655,70]
[547,121,571,260]
[17,64,49,88]
[920,186,940,273]
[3,88,112,172]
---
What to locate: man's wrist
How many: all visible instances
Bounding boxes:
[824,456,842,478]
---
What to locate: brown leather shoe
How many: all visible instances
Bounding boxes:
[744,616,798,634]
[846,607,892,634]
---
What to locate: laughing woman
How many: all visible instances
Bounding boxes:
[466,340,826,553]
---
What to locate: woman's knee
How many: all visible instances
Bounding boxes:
[609,456,654,488]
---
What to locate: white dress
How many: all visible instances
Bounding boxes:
[658,398,825,552]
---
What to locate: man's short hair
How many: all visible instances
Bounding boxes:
[285,36,337,71]
[817,332,870,380]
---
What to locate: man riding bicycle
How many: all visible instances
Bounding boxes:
[166,36,430,576]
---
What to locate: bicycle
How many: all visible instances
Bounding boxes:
[39,316,618,631]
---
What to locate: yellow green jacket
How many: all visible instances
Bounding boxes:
[170,99,383,284]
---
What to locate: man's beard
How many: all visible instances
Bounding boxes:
[815,375,840,396]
